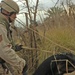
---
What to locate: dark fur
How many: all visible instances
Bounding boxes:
[33,53,75,75]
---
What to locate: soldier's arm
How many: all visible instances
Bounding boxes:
[0,24,26,74]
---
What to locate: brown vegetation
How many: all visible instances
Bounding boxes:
[12,0,75,74]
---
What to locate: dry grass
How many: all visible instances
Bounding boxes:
[12,6,75,74]
[37,13,75,64]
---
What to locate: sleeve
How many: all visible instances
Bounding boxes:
[0,24,26,74]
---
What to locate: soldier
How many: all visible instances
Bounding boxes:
[0,0,27,75]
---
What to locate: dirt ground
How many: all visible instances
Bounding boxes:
[64,71,75,75]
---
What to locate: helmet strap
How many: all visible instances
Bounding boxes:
[1,8,9,16]
[8,12,16,23]
[1,12,12,23]
[8,17,12,23]
[1,8,14,23]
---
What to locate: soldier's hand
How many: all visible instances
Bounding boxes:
[15,44,23,51]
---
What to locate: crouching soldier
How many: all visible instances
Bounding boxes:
[0,0,27,75]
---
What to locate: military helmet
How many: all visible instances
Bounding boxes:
[1,0,19,13]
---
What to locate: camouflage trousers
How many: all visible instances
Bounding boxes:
[0,64,12,75]
[0,64,22,75]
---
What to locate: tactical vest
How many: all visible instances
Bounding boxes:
[0,13,13,72]
[0,13,12,41]
[0,13,16,49]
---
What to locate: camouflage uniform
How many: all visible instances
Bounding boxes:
[0,12,26,75]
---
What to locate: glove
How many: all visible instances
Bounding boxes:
[22,64,28,75]
[15,44,23,51]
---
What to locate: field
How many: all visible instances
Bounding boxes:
[12,5,75,74]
